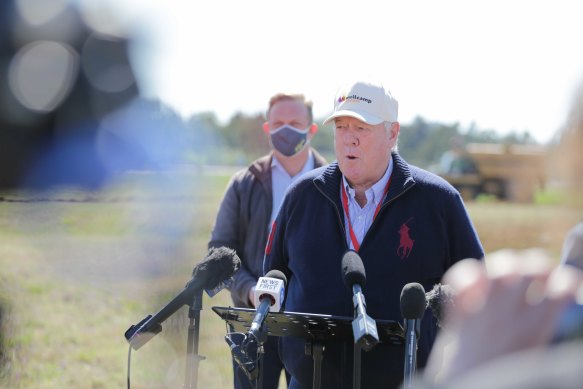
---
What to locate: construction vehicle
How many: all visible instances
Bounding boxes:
[437,143,547,202]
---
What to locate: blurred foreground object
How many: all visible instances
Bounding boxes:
[0,0,184,190]
[417,249,583,389]
[555,81,583,192]
[561,223,583,269]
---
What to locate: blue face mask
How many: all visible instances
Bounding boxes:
[269,125,310,157]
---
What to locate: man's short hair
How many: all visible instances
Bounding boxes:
[267,93,313,124]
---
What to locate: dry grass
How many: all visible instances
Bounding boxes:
[0,170,580,388]
[467,202,581,259]
[0,171,239,388]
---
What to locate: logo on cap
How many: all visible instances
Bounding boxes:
[338,94,372,104]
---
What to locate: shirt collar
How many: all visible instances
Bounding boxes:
[271,150,314,177]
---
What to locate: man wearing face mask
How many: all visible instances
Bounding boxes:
[208,93,327,389]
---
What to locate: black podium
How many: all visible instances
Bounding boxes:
[212,306,404,389]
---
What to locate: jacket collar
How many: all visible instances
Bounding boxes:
[385,152,416,203]
[313,152,415,208]
[250,154,272,172]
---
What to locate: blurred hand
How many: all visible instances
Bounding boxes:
[424,249,583,383]
[248,286,256,308]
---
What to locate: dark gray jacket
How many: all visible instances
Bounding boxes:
[208,149,327,307]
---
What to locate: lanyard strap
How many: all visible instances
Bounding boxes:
[341,176,391,252]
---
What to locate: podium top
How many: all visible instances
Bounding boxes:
[212,306,404,345]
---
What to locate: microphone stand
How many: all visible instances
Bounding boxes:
[250,322,268,389]
[184,289,205,389]
[213,307,405,389]
[256,338,265,389]
[353,343,361,389]
[305,342,324,389]
[402,319,419,389]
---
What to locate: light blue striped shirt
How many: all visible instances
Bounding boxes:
[342,158,393,250]
[270,151,315,225]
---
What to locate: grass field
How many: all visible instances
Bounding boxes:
[0,168,581,388]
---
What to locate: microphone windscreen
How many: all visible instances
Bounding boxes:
[400,282,427,319]
[191,246,241,290]
[264,269,287,287]
[426,284,456,327]
[341,250,366,288]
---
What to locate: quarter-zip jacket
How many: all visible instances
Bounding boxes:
[263,152,484,389]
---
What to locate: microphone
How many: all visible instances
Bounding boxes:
[248,269,287,342]
[230,270,286,382]
[425,283,456,328]
[341,250,379,352]
[124,246,241,350]
[401,282,427,389]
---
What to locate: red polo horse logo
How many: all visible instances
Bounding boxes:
[397,218,414,259]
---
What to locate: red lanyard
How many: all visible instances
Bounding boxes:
[341,176,391,252]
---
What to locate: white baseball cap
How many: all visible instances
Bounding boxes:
[323,81,398,125]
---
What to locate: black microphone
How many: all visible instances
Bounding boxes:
[247,269,287,342]
[341,250,379,352]
[401,282,427,389]
[125,246,241,350]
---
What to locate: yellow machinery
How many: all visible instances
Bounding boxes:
[438,143,547,202]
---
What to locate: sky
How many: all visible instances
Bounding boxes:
[105,0,583,144]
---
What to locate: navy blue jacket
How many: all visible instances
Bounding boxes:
[263,152,484,388]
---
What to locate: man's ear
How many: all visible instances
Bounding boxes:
[263,122,270,134]
[390,122,400,140]
[308,123,318,136]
